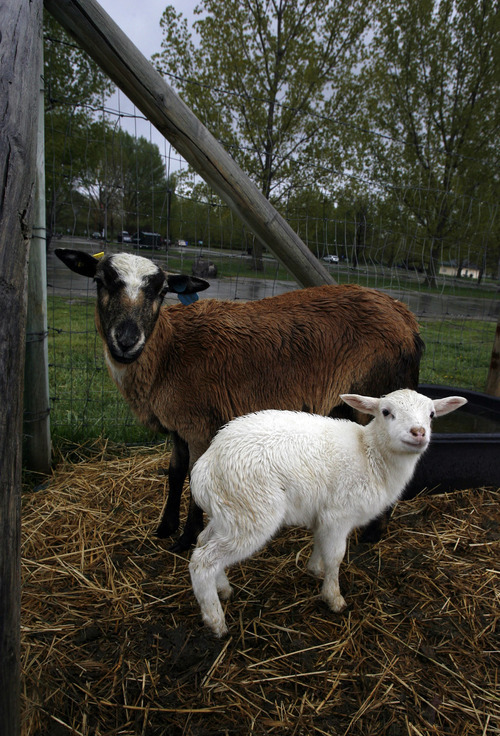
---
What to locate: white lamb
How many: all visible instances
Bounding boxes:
[188,389,467,637]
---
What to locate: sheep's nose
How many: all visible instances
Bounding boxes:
[410,426,426,438]
[115,319,141,351]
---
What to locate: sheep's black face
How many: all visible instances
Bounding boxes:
[95,254,167,364]
[54,248,210,365]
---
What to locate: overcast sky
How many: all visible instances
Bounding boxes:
[94,0,200,160]
[98,0,198,58]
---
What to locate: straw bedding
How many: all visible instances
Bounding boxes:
[21,441,499,735]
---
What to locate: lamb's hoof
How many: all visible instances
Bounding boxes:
[307,562,325,578]
[205,619,228,638]
[327,595,347,613]
[217,584,233,601]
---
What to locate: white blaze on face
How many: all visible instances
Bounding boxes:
[110,253,161,301]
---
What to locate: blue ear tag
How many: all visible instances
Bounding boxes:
[178,292,199,305]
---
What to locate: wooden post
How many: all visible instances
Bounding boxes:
[24,38,52,473]
[485,319,500,397]
[44,0,334,289]
[0,1,43,734]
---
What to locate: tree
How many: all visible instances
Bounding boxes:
[356,0,500,286]
[43,11,114,240]
[76,126,173,238]
[153,0,369,268]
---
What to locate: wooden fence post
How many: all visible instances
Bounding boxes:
[0,1,43,733]
[485,318,500,397]
[24,38,52,473]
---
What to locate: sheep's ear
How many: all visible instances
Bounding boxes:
[432,396,467,417]
[166,274,210,295]
[340,393,379,416]
[55,248,99,278]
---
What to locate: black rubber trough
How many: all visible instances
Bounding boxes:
[405,384,500,497]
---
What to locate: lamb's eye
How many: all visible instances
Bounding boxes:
[382,409,391,418]
[430,411,435,419]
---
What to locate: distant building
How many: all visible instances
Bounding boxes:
[439,260,480,279]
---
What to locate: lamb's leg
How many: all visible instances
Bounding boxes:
[190,544,228,638]
[308,530,325,577]
[193,526,233,601]
[215,569,233,600]
[313,522,350,613]
[190,498,284,636]
[156,432,189,539]
[189,526,238,637]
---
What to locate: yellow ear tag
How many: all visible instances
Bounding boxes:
[93,252,105,259]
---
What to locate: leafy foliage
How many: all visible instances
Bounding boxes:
[153,0,370,201]
[355,0,500,283]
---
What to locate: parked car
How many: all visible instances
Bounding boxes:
[322,254,339,263]
[131,231,164,249]
[117,230,132,243]
[91,231,102,240]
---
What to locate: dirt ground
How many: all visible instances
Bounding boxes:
[21,443,499,735]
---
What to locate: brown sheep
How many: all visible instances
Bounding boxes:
[55,248,424,551]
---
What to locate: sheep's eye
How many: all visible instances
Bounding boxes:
[430,411,435,419]
[382,409,391,418]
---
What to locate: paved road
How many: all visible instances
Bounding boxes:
[47,239,499,321]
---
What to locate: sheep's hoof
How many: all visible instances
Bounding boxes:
[359,516,387,544]
[168,537,194,553]
[155,518,179,539]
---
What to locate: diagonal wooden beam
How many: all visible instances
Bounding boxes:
[44,0,334,288]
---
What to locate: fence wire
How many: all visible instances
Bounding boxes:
[45,96,499,444]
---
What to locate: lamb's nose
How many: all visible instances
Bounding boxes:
[410,426,426,438]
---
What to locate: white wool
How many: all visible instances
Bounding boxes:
[110,253,160,301]
[188,389,467,637]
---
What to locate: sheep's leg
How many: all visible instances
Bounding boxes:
[313,522,350,613]
[170,494,204,553]
[156,432,189,539]
[359,509,389,544]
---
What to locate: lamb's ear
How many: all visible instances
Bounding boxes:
[433,396,467,417]
[55,248,99,278]
[166,274,210,295]
[340,394,379,416]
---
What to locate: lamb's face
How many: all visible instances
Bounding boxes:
[378,389,435,455]
[94,253,167,364]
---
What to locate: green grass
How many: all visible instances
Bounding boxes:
[48,294,495,447]
[156,247,498,300]
[418,318,494,391]
[49,296,156,446]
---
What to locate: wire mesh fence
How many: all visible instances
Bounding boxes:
[45,92,499,445]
